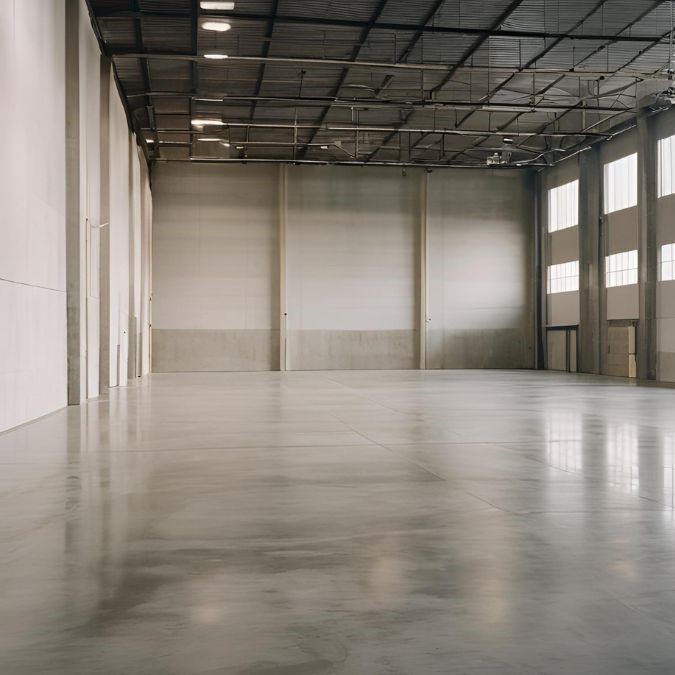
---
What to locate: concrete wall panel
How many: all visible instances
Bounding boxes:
[152,163,279,372]
[286,166,420,371]
[152,164,535,373]
[153,329,279,373]
[607,285,640,321]
[427,170,535,370]
[0,1,67,431]
[606,207,639,255]
[550,227,579,265]
[548,292,580,327]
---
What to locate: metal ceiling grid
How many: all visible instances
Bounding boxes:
[85,0,675,168]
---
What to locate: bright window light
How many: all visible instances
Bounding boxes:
[606,250,638,288]
[200,1,235,8]
[658,135,675,198]
[202,20,232,32]
[191,119,225,126]
[662,244,675,281]
[548,179,579,233]
[204,53,229,60]
[548,260,579,294]
[604,153,637,214]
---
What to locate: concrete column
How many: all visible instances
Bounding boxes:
[637,113,658,381]
[279,165,288,372]
[99,58,111,391]
[128,135,137,381]
[419,171,429,370]
[534,171,546,369]
[65,0,83,405]
[578,146,603,375]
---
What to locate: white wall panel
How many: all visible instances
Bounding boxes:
[108,88,131,386]
[0,1,67,431]
[152,163,279,372]
[152,164,535,373]
[428,171,535,369]
[286,166,419,370]
[80,0,101,399]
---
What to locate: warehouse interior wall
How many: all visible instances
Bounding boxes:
[152,163,536,373]
[0,0,152,433]
[286,166,420,371]
[152,163,279,372]
[427,171,535,370]
[539,107,675,384]
[0,1,68,432]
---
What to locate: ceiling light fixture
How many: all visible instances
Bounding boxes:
[204,53,229,60]
[202,20,232,32]
[191,119,225,126]
[200,1,235,9]
[196,137,222,142]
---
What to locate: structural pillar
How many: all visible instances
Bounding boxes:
[99,57,112,391]
[578,146,603,375]
[637,112,658,381]
[65,0,83,405]
[419,170,429,370]
[534,171,546,369]
[279,165,288,372]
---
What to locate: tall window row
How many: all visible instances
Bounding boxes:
[606,250,638,288]
[548,179,579,232]
[548,261,580,294]
[546,143,675,296]
[604,153,637,214]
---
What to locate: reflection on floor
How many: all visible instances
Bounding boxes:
[3,370,675,674]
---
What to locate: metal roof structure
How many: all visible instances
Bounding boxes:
[86,0,675,168]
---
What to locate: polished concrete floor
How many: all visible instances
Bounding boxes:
[4,371,675,673]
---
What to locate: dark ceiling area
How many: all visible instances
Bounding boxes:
[86,0,675,168]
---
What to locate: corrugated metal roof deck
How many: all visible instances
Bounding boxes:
[86,0,675,167]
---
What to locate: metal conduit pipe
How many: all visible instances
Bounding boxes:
[145,123,612,139]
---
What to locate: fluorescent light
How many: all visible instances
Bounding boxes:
[204,53,229,60]
[202,20,232,32]
[194,97,222,103]
[200,1,235,9]
[196,137,222,142]
[191,119,225,126]
[220,142,231,147]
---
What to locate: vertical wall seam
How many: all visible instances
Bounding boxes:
[279,165,288,372]
[419,170,429,370]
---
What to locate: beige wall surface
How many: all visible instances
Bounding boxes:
[152,164,536,372]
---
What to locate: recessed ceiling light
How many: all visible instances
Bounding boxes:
[204,53,229,60]
[191,119,225,126]
[200,1,235,9]
[202,20,232,32]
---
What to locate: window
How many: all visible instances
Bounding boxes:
[548,180,579,232]
[606,250,638,288]
[548,261,579,294]
[659,135,675,198]
[604,153,637,214]
[661,244,675,281]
